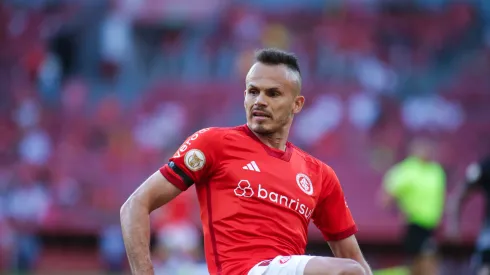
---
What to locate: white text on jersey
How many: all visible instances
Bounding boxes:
[235,180,313,220]
[173,128,211,158]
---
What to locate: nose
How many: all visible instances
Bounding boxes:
[254,92,268,107]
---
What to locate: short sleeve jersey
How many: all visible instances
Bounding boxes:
[159,125,357,275]
[383,156,446,229]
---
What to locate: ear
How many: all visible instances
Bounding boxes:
[293,95,305,114]
[244,90,247,108]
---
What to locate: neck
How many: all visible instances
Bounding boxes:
[259,134,288,151]
[413,155,430,163]
[247,124,290,151]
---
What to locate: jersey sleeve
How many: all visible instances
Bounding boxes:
[159,128,222,191]
[312,165,358,241]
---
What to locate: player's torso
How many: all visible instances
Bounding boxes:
[195,128,323,273]
[219,151,319,224]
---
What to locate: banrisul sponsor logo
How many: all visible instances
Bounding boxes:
[234,180,313,220]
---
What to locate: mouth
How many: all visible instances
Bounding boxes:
[251,110,271,119]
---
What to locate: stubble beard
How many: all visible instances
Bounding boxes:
[250,113,292,137]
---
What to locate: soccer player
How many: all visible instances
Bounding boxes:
[447,156,490,275]
[379,138,446,275]
[120,48,372,275]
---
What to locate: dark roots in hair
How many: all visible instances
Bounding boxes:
[255,48,301,76]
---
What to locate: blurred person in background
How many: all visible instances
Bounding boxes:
[99,217,126,275]
[153,219,207,275]
[0,184,14,272]
[4,166,52,273]
[150,192,207,275]
[447,156,490,275]
[379,138,446,275]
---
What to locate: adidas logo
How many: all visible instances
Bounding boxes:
[243,161,261,172]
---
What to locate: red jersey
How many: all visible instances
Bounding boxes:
[160,125,357,275]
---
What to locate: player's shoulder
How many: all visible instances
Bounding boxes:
[188,126,236,139]
[187,125,251,144]
[390,157,414,171]
[213,124,258,142]
[191,126,228,135]
[291,144,334,176]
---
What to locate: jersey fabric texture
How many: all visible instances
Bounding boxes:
[383,156,446,229]
[159,125,357,275]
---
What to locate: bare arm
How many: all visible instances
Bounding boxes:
[120,171,182,275]
[329,235,372,275]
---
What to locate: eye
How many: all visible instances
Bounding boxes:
[268,90,281,97]
[248,88,259,95]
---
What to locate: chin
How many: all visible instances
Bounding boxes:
[249,122,274,135]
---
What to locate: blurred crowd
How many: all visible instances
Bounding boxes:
[1,0,490,273]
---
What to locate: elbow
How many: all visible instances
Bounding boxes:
[120,199,130,225]
[120,200,128,217]
[339,260,366,275]
[120,196,138,222]
[120,195,150,223]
